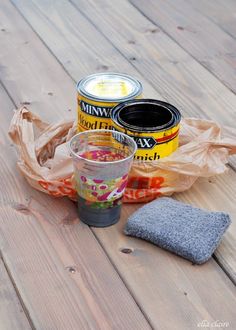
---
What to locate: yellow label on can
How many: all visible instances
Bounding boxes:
[112,121,180,160]
[77,95,117,131]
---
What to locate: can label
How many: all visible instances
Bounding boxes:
[111,99,181,161]
[112,121,180,160]
[77,95,116,131]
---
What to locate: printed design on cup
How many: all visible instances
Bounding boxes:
[75,149,129,209]
[80,149,125,161]
[76,174,128,209]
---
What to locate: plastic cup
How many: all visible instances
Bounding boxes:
[69,129,137,227]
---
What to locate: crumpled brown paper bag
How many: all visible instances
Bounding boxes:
[9,107,236,203]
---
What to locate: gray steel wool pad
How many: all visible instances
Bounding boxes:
[124,197,231,264]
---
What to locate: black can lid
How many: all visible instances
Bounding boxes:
[111,99,181,132]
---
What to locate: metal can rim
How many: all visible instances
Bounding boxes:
[111,99,181,133]
[69,129,137,165]
[77,72,143,102]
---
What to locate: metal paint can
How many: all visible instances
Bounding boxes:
[77,72,142,132]
[111,99,181,161]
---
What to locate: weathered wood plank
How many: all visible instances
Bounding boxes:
[0,258,32,330]
[92,199,236,329]
[10,0,236,123]
[186,0,236,40]
[9,0,159,99]
[1,82,150,329]
[13,0,236,171]
[0,1,75,122]
[69,0,236,124]
[130,0,236,94]
[18,0,236,274]
[176,172,236,284]
[0,3,151,329]
[8,1,236,328]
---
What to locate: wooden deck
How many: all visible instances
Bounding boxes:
[1,0,236,329]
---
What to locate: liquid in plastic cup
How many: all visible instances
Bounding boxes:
[69,129,137,227]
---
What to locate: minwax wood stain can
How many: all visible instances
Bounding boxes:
[77,73,142,132]
[111,99,181,161]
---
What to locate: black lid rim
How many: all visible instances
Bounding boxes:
[111,99,181,133]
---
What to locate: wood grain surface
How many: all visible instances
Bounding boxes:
[1,0,236,329]
[130,0,236,94]
[11,0,236,281]
[92,203,236,328]
[177,173,236,284]
[0,3,151,329]
[70,0,236,125]
[10,0,159,99]
[0,258,32,330]
[186,0,236,39]
[13,0,236,125]
[15,0,236,171]
[0,1,75,122]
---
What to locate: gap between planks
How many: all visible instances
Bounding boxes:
[1,1,236,325]
[181,0,236,40]
[7,1,236,282]
[0,256,32,330]
[129,0,236,95]
[11,0,236,172]
[0,81,152,329]
[0,5,149,329]
[0,253,35,330]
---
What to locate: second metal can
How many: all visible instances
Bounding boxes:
[111,99,181,161]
